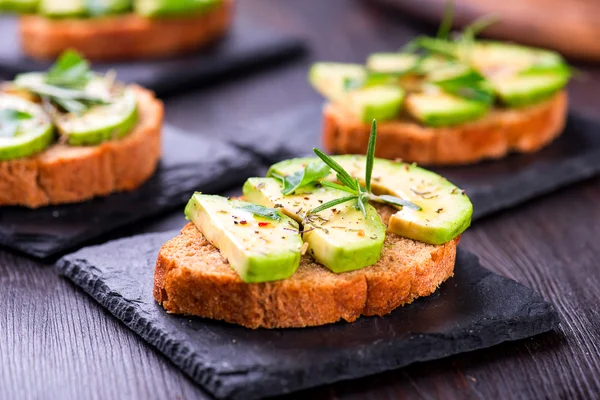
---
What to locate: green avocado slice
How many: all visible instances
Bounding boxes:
[268,156,473,245]
[308,62,366,102]
[0,94,54,161]
[471,41,570,107]
[0,0,38,13]
[243,178,386,273]
[39,0,86,17]
[405,91,489,127]
[341,85,405,123]
[134,0,220,17]
[184,193,303,283]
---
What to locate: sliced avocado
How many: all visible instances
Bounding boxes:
[39,0,86,17]
[134,0,220,17]
[84,0,132,16]
[405,91,489,127]
[490,71,570,107]
[342,85,405,123]
[308,62,366,102]
[366,53,445,76]
[0,0,38,13]
[268,156,473,245]
[470,41,570,107]
[55,87,138,146]
[0,94,54,161]
[184,193,303,283]
[243,178,385,273]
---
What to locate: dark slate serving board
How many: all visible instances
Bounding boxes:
[224,103,600,220]
[0,126,261,259]
[57,231,558,400]
[0,16,305,96]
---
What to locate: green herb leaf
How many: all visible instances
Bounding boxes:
[277,161,330,195]
[320,180,358,195]
[356,195,367,217]
[436,0,454,40]
[0,109,32,138]
[432,68,494,104]
[237,204,282,221]
[309,195,358,215]
[376,195,422,210]
[46,50,91,89]
[365,119,377,192]
[313,148,358,190]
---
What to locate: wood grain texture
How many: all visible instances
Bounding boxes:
[1,0,600,399]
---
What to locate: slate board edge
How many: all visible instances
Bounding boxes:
[470,147,600,220]
[0,154,263,260]
[56,238,559,400]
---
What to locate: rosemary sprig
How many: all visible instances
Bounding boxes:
[309,120,421,217]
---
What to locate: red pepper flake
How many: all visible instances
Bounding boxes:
[304,197,310,200]
[258,222,270,227]
[240,220,248,225]
[357,230,365,237]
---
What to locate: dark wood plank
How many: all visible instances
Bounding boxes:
[2,0,600,399]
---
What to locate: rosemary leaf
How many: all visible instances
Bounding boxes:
[313,148,358,190]
[320,180,358,195]
[365,119,377,193]
[376,195,422,211]
[309,195,358,215]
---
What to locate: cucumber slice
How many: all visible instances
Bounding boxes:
[405,91,489,127]
[0,0,38,13]
[342,85,405,123]
[55,87,138,146]
[308,62,366,102]
[0,94,54,161]
[134,0,219,17]
[39,0,86,17]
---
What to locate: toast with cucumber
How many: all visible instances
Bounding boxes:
[4,0,232,61]
[0,50,163,208]
[153,122,472,329]
[309,21,571,165]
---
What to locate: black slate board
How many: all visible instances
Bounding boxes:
[0,126,261,259]
[0,16,305,96]
[225,103,600,220]
[57,232,558,400]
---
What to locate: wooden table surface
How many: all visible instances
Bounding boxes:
[2,1,600,399]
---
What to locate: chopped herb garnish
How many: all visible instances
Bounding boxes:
[46,50,92,89]
[0,109,32,138]
[309,120,421,217]
[272,160,331,195]
[237,204,282,221]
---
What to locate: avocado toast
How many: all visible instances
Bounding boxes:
[0,50,163,208]
[3,0,232,61]
[154,122,472,328]
[310,19,571,165]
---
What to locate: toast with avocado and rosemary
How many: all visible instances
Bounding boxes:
[309,16,571,165]
[153,122,472,329]
[0,50,163,208]
[4,0,232,61]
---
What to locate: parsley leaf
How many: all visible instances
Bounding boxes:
[238,204,282,221]
[0,109,32,138]
[274,161,331,195]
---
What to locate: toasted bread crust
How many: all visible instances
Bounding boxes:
[323,91,567,166]
[153,204,459,329]
[0,86,163,208]
[18,0,233,61]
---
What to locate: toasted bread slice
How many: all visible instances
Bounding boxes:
[323,90,567,166]
[18,0,233,61]
[153,204,458,329]
[0,85,163,208]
